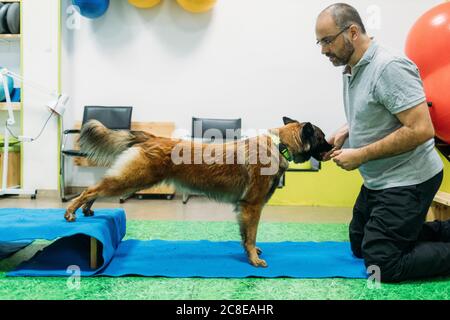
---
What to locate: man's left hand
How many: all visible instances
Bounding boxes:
[331,148,366,171]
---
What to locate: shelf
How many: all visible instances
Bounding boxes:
[0,102,21,111]
[0,34,20,41]
[0,0,21,42]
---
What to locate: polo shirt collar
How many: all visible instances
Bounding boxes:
[343,39,378,75]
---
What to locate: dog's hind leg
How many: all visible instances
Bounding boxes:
[64,176,145,222]
[65,147,164,222]
[239,203,267,268]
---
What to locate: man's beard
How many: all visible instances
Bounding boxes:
[327,39,355,66]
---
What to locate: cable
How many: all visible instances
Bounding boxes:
[4,109,56,142]
[5,124,19,139]
[30,109,56,142]
[1,69,68,144]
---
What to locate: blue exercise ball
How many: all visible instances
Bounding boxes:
[72,0,110,19]
[0,74,14,102]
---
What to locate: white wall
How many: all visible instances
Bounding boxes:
[21,0,60,190]
[60,0,441,187]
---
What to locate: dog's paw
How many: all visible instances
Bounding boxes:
[83,209,94,217]
[250,258,268,268]
[64,211,76,222]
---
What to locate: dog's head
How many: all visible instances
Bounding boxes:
[281,116,333,163]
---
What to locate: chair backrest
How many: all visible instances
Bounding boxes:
[82,106,133,130]
[191,117,242,142]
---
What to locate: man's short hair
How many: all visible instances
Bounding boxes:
[324,3,367,34]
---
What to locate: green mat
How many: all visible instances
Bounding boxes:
[0,221,449,300]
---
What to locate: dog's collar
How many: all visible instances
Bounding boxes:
[267,132,293,162]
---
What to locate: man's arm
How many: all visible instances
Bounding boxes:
[332,101,434,170]
[359,101,434,162]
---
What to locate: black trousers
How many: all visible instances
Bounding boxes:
[350,170,450,283]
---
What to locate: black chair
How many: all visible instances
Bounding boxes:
[182,117,242,204]
[191,117,242,142]
[60,106,133,202]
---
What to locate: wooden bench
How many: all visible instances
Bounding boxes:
[428,191,450,221]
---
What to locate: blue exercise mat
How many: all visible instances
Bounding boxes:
[0,208,367,278]
[99,240,367,278]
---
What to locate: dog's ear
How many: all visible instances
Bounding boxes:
[301,122,314,139]
[283,117,298,125]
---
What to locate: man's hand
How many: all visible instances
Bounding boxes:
[322,124,349,161]
[321,146,336,162]
[331,148,367,171]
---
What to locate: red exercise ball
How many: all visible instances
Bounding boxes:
[423,64,450,144]
[405,2,450,78]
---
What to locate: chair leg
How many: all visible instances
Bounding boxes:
[62,193,81,203]
[119,192,135,204]
[60,153,66,201]
[60,153,80,202]
[182,193,190,204]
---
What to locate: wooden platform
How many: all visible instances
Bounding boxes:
[90,237,100,269]
[0,150,20,188]
[428,191,450,221]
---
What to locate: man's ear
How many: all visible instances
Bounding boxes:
[283,117,298,125]
[301,122,314,139]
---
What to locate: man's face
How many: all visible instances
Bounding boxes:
[315,14,355,67]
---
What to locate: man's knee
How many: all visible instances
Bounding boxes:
[350,241,363,259]
[349,229,364,258]
[369,262,402,283]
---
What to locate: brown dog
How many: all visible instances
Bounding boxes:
[64,117,332,267]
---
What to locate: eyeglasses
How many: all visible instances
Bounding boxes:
[316,25,351,47]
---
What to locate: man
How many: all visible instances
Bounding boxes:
[315,3,450,283]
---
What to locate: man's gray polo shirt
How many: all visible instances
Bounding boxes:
[343,41,443,190]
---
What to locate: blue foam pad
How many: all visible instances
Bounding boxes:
[11,87,20,102]
[0,208,367,278]
[0,208,126,276]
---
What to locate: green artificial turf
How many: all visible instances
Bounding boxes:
[0,221,449,300]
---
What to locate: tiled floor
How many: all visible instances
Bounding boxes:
[0,194,353,223]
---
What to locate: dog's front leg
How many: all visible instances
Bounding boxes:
[82,199,96,217]
[239,204,267,268]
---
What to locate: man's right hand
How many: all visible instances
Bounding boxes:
[321,124,349,161]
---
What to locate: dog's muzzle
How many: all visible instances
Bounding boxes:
[293,142,333,163]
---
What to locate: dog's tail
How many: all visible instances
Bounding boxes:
[79,119,154,166]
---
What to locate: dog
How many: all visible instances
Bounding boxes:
[64,116,333,267]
